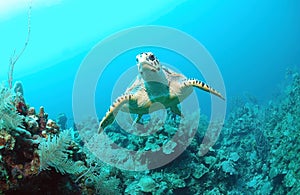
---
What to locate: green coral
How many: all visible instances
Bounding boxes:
[265,70,300,194]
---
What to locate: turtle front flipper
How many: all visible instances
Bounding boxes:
[98,94,133,133]
[184,79,225,100]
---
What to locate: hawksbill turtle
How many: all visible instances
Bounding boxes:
[98,52,225,133]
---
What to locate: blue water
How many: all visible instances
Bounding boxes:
[0,0,300,194]
[1,0,299,120]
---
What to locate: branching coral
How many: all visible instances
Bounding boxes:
[7,3,31,89]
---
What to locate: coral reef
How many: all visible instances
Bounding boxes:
[0,82,84,193]
[0,69,299,194]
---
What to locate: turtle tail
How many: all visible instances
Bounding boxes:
[184,79,225,100]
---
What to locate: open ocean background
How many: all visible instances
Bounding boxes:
[1,0,299,121]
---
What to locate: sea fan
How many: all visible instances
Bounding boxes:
[0,85,24,130]
[38,129,85,175]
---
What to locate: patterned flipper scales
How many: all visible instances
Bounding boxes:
[98,94,133,133]
[183,79,225,100]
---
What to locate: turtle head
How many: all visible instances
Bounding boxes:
[136,52,161,76]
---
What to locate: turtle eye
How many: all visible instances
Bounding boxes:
[136,57,138,62]
[149,54,155,61]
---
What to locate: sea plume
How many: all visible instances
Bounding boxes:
[0,84,24,130]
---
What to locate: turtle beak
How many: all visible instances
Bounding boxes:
[140,62,156,72]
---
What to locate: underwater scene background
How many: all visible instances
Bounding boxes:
[0,0,299,194]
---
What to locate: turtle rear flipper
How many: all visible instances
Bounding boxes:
[170,105,183,117]
[98,94,133,133]
[184,79,225,100]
